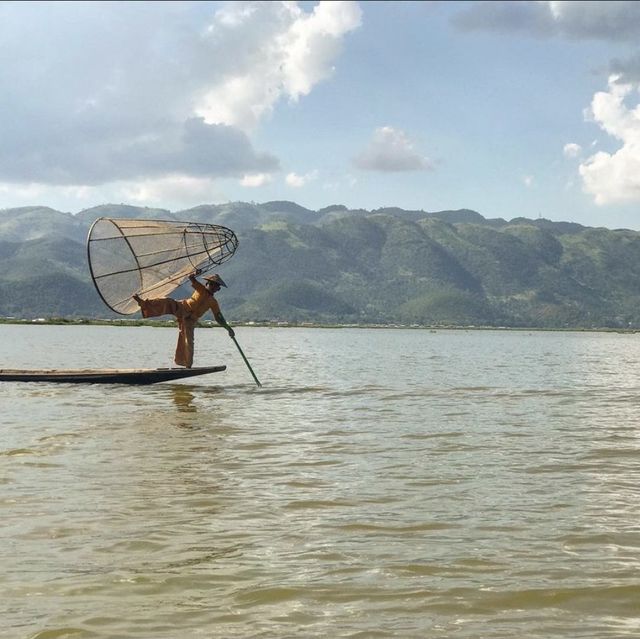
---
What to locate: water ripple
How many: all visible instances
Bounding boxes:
[3,326,640,638]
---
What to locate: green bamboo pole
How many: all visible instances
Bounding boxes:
[231,336,262,387]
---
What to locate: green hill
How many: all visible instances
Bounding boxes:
[1,202,640,328]
[0,206,85,242]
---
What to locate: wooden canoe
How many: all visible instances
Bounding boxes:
[0,365,226,385]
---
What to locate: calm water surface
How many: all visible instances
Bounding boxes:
[1,325,640,638]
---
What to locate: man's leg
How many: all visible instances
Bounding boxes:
[174,315,196,368]
[134,297,179,319]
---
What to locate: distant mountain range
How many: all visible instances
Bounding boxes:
[2,201,640,328]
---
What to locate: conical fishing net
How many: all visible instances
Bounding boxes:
[87,218,238,315]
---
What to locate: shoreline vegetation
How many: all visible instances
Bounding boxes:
[1,316,638,334]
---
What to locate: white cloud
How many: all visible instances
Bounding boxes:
[523,175,534,187]
[0,181,47,201]
[563,142,582,158]
[454,2,640,88]
[286,170,319,187]
[579,76,640,205]
[282,1,363,97]
[120,175,225,209]
[322,174,357,191]
[240,173,273,187]
[453,1,640,41]
[610,53,640,84]
[0,1,360,207]
[353,127,433,172]
[1,116,279,186]
[196,1,362,130]
[0,177,226,212]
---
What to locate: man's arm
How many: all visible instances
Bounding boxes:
[214,310,235,338]
[189,273,207,292]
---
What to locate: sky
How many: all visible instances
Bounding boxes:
[2,1,640,229]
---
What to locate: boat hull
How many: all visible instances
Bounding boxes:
[0,366,226,385]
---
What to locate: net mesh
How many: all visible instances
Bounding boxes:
[87,218,238,315]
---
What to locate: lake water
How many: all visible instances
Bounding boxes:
[1,324,640,638]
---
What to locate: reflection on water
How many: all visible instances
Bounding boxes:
[171,385,197,412]
[1,326,640,638]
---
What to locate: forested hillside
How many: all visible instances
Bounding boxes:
[2,202,640,329]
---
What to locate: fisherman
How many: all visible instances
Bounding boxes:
[133,272,235,368]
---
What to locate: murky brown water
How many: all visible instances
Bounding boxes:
[1,325,640,638]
